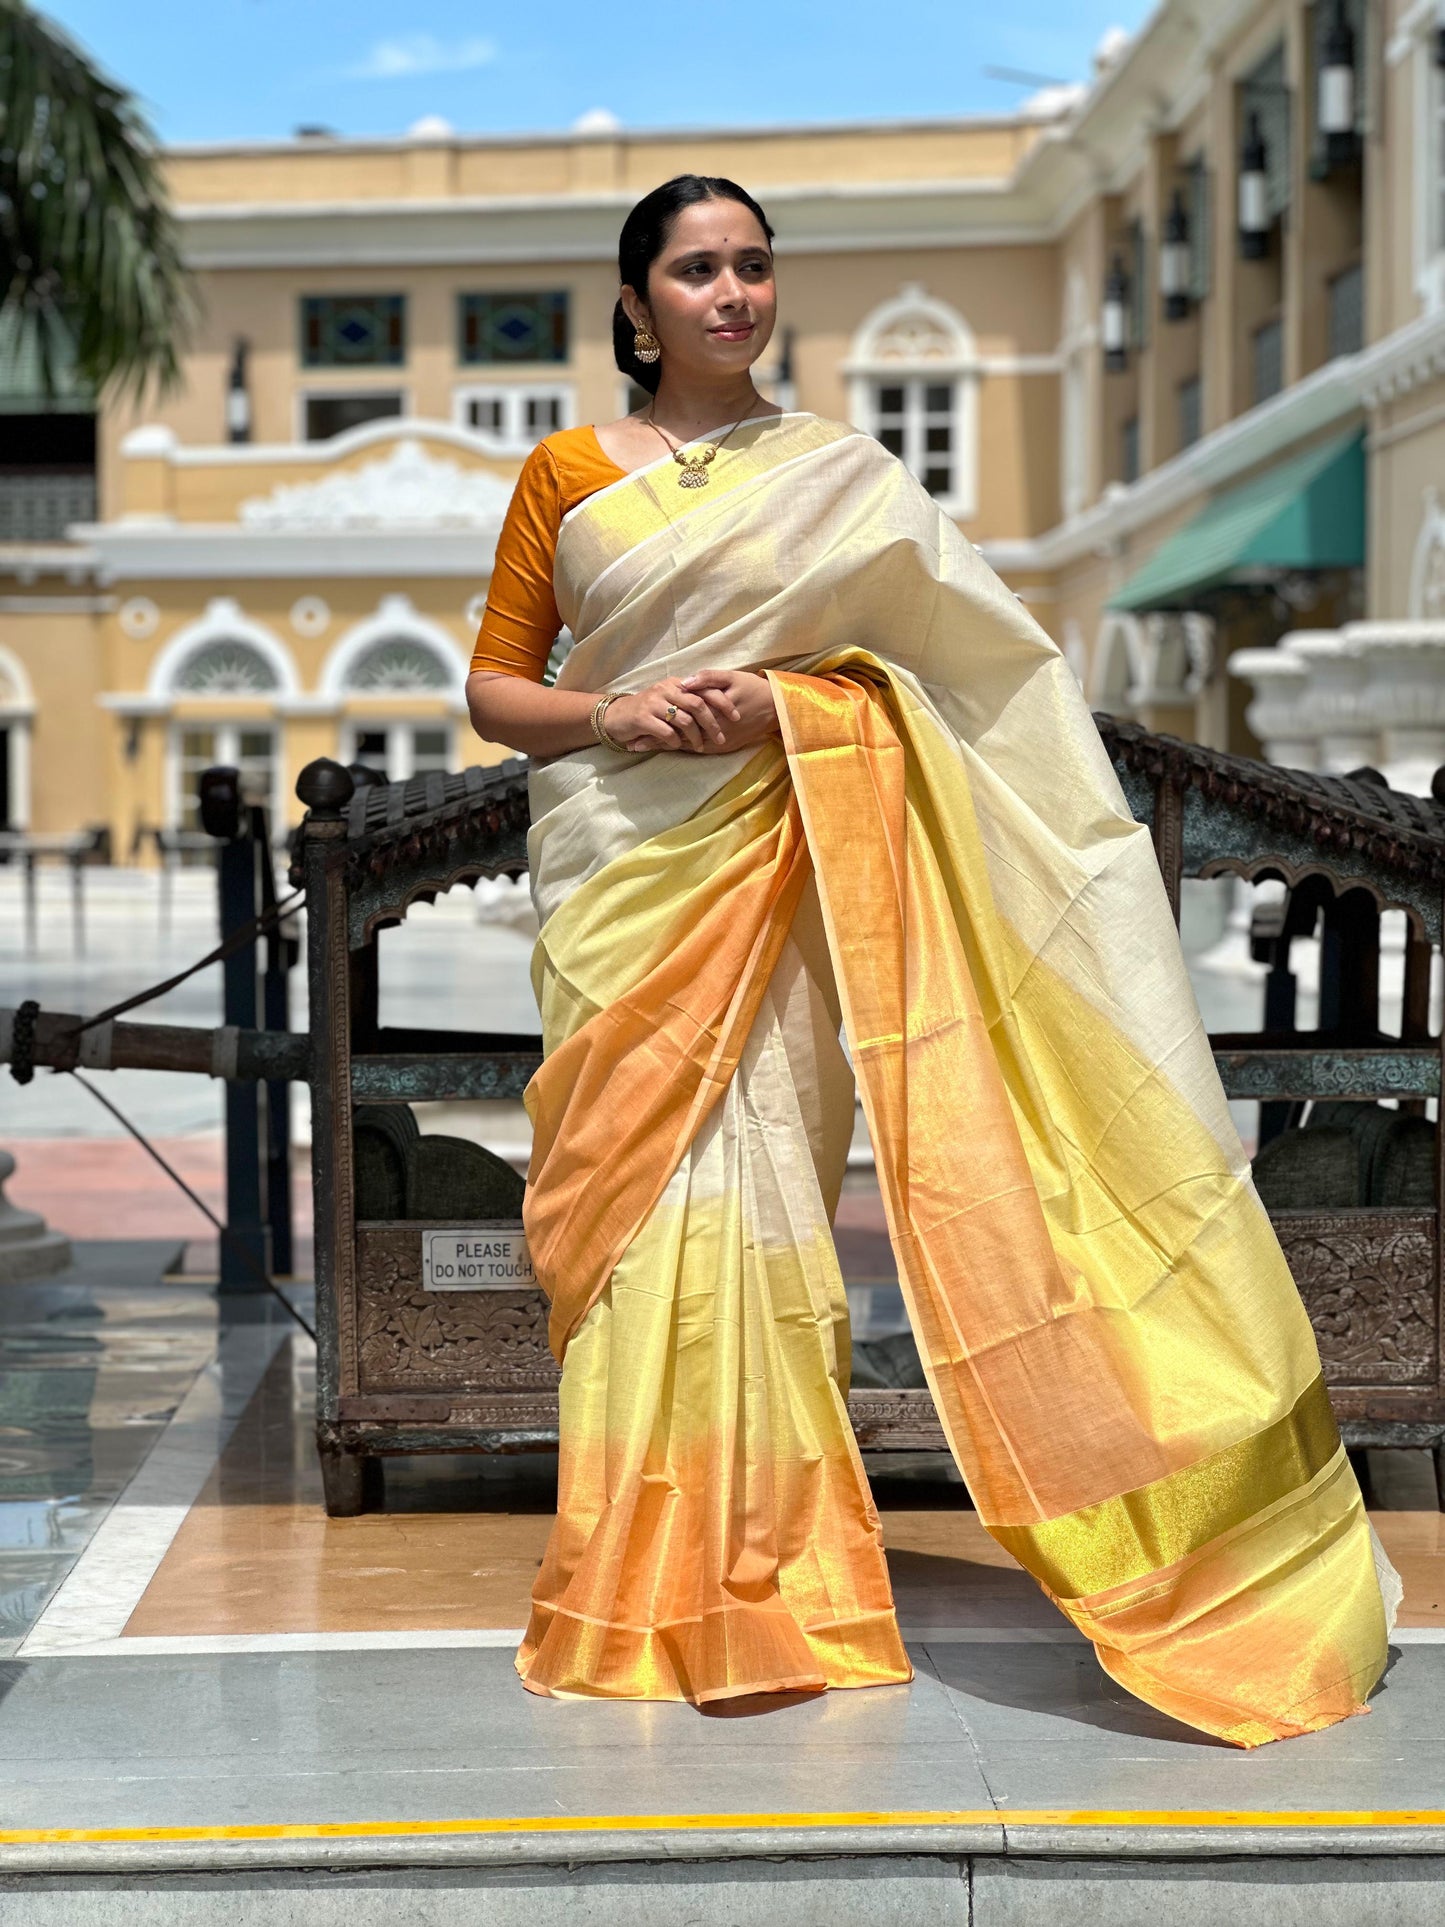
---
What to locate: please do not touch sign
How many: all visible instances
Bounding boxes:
[423,1227,535,1292]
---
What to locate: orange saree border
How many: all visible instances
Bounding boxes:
[523,751,812,1358]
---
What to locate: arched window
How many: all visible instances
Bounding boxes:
[344,639,452,693]
[173,641,281,695]
[325,596,465,782]
[845,285,980,518]
[320,596,466,702]
[146,598,299,702]
[346,639,453,693]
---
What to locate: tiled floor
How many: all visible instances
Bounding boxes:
[4,1236,1445,1883]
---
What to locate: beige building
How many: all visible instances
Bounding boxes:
[4,0,1445,851]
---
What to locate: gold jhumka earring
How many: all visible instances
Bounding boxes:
[632,326,661,364]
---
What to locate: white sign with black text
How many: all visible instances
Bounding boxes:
[422,1228,535,1292]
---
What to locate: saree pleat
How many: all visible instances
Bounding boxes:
[515,410,1396,1739]
[519,847,912,1699]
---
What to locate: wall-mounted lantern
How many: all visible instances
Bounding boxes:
[226,338,252,445]
[1238,111,1271,259]
[1102,255,1131,372]
[1318,0,1359,171]
[1160,191,1192,322]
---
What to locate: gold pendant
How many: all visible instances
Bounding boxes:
[674,445,716,489]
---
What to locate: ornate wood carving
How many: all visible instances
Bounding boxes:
[444,1396,562,1429]
[845,1389,948,1451]
[1274,1210,1439,1386]
[355,1225,560,1392]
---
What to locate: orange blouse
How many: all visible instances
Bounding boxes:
[470,427,626,681]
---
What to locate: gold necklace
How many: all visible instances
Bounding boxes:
[645,395,766,489]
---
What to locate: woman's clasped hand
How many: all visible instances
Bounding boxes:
[603,667,780,755]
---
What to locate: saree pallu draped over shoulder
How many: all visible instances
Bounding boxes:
[517,411,1399,1741]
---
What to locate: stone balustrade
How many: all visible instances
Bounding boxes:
[1231,620,1445,793]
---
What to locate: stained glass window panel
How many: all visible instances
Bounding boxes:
[301,296,406,368]
[459,292,570,365]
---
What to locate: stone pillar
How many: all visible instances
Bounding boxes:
[0,1150,71,1283]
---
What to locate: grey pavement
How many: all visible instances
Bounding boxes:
[0,1637,1438,1844]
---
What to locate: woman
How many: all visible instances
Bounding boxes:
[466,174,1398,1743]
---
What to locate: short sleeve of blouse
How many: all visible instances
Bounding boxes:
[470,442,564,682]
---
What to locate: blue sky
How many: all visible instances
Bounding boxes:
[42,1,1157,145]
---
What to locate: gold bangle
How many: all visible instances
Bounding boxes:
[592,692,643,754]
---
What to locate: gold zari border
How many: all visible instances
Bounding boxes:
[992,1373,1340,1601]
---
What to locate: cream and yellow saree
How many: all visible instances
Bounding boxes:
[516,410,1398,1743]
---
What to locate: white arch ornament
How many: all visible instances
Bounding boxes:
[145,599,300,700]
[321,595,468,703]
[844,284,981,520]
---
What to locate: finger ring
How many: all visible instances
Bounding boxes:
[665,703,678,720]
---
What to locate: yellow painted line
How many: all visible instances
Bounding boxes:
[5,1810,1445,1847]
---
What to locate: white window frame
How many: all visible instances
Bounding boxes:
[295,386,410,445]
[844,286,980,521]
[1394,0,1445,311]
[341,720,456,783]
[453,382,575,455]
[1059,270,1095,522]
[1424,33,1445,310]
[166,720,282,833]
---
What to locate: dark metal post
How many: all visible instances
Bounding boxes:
[1251,894,1298,1152]
[253,804,296,1276]
[201,768,267,1292]
[69,850,85,958]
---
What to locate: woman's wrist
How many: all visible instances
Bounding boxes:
[591,692,637,753]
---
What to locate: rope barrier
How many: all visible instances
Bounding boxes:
[56,888,306,1041]
[65,1068,317,1342]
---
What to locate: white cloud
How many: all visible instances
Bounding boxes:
[572,106,621,134]
[341,36,497,82]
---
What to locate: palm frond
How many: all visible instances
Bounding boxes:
[0,0,194,404]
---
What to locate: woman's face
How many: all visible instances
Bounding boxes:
[624,197,776,384]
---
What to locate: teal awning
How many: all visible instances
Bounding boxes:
[1108,428,1365,612]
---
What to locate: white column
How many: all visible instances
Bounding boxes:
[8,717,31,829]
